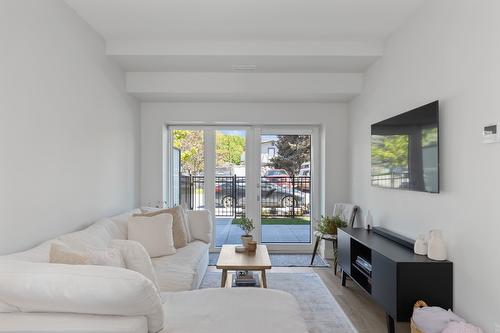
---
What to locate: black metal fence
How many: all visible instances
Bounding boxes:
[371,172,409,189]
[180,175,310,218]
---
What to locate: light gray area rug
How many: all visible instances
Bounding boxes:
[200,272,357,333]
[209,252,330,267]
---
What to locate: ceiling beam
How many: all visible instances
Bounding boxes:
[107,39,383,56]
[126,72,363,102]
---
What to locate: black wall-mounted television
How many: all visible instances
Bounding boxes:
[371,101,439,193]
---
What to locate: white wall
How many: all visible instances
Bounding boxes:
[0,0,140,254]
[140,103,350,217]
[349,0,500,330]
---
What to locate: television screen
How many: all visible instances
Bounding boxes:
[371,101,439,193]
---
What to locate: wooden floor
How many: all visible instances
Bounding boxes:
[207,262,410,333]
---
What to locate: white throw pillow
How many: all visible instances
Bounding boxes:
[128,213,176,257]
[134,206,188,249]
[110,239,160,292]
[186,210,212,244]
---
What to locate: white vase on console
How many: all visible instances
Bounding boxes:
[427,230,447,261]
[414,234,428,255]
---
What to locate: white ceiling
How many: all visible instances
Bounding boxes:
[66,0,424,41]
[65,0,425,102]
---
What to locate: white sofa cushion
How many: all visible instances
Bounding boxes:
[135,206,188,249]
[151,241,209,292]
[160,288,309,333]
[58,218,124,251]
[128,213,176,258]
[0,312,148,333]
[110,240,160,291]
[181,207,192,242]
[87,246,125,268]
[0,260,164,333]
[0,240,54,263]
[186,210,212,244]
[109,209,142,239]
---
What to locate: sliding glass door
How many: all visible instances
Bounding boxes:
[171,129,205,210]
[214,129,248,247]
[168,125,318,252]
[260,131,312,244]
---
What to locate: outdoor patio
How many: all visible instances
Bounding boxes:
[215,217,311,246]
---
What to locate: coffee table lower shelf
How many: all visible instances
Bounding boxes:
[222,270,267,288]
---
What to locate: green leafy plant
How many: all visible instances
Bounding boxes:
[316,215,347,235]
[233,217,255,236]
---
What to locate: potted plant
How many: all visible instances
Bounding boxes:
[316,215,348,269]
[234,217,255,248]
[316,215,347,235]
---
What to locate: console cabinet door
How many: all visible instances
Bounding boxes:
[372,252,397,318]
[337,229,351,275]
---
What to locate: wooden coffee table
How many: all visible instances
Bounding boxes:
[216,244,272,288]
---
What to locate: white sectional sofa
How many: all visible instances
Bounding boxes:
[0,209,210,292]
[0,209,309,333]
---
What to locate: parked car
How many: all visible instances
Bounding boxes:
[295,164,311,192]
[264,169,290,186]
[215,179,304,209]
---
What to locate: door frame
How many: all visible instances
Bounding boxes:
[165,124,321,253]
[257,126,320,253]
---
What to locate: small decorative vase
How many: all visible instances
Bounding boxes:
[427,230,447,260]
[246,241,257,252]
[414,234,428,255]
[241,235,253,248]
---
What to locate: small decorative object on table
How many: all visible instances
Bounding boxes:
[427,229,447,260]
[233,216,255,249]
[246,240,257,252]
[414,234,428,255]
[235,246,247,253]
[364,210,373,230]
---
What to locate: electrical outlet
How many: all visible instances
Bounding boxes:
[494,322,500,333]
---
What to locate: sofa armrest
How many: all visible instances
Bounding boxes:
[0,260,164,333]
[186,209,213,244]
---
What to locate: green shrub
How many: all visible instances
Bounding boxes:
[316,215,347,235]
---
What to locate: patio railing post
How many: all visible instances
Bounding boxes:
[292,174,295,219]
[232,174,237,217]
[188,173,192,210]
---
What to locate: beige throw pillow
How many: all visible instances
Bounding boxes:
[128,213,176,257]
[135,206,188,249]
[50,242,125,268]
[49,243,91,265]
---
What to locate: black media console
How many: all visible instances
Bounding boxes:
[338,227,453,333]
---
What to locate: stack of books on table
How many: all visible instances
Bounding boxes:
[234,270,257,287]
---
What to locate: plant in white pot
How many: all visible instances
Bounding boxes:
[234,217,255,248]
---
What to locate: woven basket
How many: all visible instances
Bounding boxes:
[410,300,428,333]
